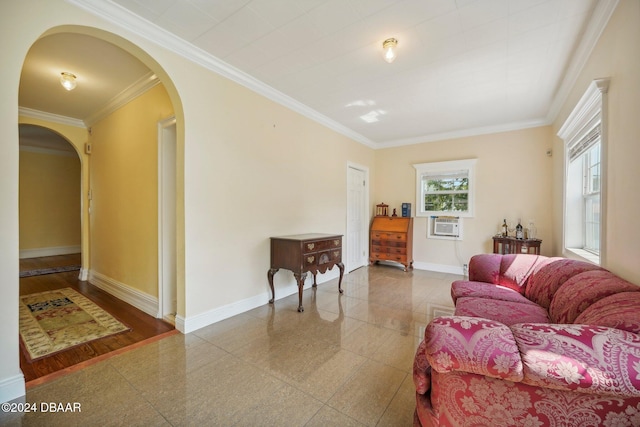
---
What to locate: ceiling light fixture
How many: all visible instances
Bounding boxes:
[382,38,398,63]
[60,72,77,91]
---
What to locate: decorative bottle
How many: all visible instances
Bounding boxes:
[501,219,508,237]
[515,219,524,239]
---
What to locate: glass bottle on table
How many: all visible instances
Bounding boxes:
[516,219,524,239]
[501,219,508,237]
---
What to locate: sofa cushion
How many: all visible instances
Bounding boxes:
[525,258,604,309]
[451,280,538,305]
[549,270,640,324]
[512,323,640,397]
[424,316,523,382]
[575,292,640,333]
[455,297,550,326]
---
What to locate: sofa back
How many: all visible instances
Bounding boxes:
[548,270,640,323]
[468,253,549,294]
[524,258,604,308]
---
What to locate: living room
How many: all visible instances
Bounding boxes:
[2,0,639,423]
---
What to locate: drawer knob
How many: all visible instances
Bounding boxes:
[307,255,315,263]
[307,243,315,251]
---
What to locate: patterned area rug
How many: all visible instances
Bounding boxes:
[19,288,130,361]
[20,265,81,278]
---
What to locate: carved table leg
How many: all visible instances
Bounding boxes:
[311,272,318,287]
[336,262,345,294]
[293,272,307,312]
[267,268,279,303]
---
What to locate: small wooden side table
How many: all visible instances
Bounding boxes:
[268,233,344,312]
[492,236,542,255]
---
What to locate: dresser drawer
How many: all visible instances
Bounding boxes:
[303,238,341,254]
[371,232,406,242]
[305,249,341,267]
[371,252,407,263]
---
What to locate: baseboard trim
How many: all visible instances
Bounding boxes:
[19,245,81,259]
[178,270,339,334]
[88,271,158,317]
[413,261,464,276]
[0,374,26,404]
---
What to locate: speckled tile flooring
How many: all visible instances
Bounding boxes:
[2,265,457,426]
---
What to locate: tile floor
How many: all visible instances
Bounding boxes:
[2,264,457,426]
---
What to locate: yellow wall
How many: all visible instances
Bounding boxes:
[551,0,640,284]
[89,84,173,297]
[376,126,554,268]
[19,148,81,251]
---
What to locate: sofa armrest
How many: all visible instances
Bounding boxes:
[423,316,524,382]
[512,323,640,397]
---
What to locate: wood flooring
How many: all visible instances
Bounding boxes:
[19,254,175,385]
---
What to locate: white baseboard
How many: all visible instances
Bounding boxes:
[179,270,340,334]
[19,245,81,259]
[413,261,464,276]
[88,271,158,317]
[0,374,25,404]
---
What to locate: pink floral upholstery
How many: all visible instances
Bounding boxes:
[451,280,537,305]
[454,297,550,325]
[423,316,523,382]
[498,254,549,292]
[525,258,604,308]
[414,254,640,427]
[549,270,640,324]
[468,253,502,284]
[416,371,640,427]
[512,324,640,396]
[576,292,640,334]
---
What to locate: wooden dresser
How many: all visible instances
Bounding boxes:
[369,217,414,271]
[268,233,344,312]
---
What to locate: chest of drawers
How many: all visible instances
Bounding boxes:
[268,233,344,312]
[369,217,413,271]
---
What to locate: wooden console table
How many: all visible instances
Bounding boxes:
[268,233,344,312]
[492,236,542,255]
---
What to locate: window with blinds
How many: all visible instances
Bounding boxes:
[559,78,609,265]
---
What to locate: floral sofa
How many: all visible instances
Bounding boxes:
[413,253,640,427]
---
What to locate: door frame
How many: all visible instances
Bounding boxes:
[158,115,177,322]
[346,162,370,272]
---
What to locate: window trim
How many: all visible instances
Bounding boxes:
[558,78,609,266]
[413,159,477,218]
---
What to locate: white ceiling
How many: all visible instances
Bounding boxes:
[21,0,611,149]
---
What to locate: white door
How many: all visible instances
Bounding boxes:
[346,164,368,272]
[158,117,177,323]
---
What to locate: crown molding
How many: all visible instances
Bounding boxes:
[545,0,619,125]
[378,117,550,148]
[66,0,377,148]
[67,0,617,150]
[19,106,86,128]
[84,71,159,126]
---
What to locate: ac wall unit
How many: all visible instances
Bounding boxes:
[433,217,460,237]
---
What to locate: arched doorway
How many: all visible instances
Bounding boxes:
[17,26,185,382]
[18,124,82,271]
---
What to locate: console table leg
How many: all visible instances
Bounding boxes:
[312,272,318,287]
[267,268,279,304]
[337,262,345,294]
[293,272,307,312]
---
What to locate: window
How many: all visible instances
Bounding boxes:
[413,159,477,217]
[558,78,609,265]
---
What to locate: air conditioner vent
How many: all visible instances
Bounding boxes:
[433,217,460,237]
